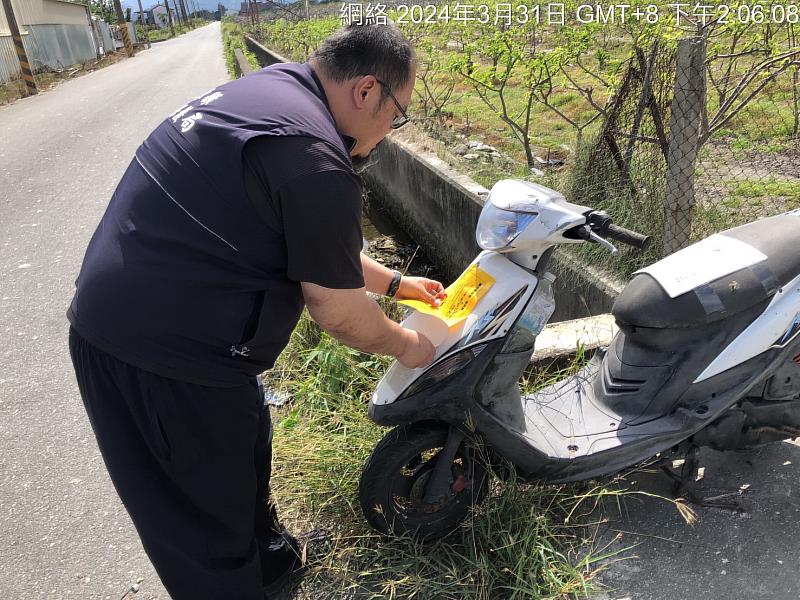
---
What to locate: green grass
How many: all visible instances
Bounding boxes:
[687,175,800,238]
[725,176,800,204]
[222,20,261,78]
[141,21,210,42]
[147,27,181,42]
[262,308,636,599]
[247,15,798,279]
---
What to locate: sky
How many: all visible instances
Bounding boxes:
[123,0,233,13]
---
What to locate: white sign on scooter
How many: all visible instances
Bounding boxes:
[635,234,767,298]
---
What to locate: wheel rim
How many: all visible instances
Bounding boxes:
[389,445,481,519]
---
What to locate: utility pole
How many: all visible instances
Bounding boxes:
[165,2,175,37]
[113,0,135,57]
[181,0,189,28]
[170,0,182,29]
[249,0,260,25]
[664,37,706,253]
[178,0,189,28]
[187,0,196,27]
[137,0,151,48]
[177,0,186,28]
[167,0,178,28]
[0,0,37,96]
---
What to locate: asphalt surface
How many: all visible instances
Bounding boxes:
[0,24,228,599]
[593,441,800,600]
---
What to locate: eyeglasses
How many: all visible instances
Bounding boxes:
[375,77,410,129]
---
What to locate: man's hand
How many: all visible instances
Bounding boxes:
[302,283,437,368]
[360,255,445,307]
[395,276,445,307]
[398,329,436,368]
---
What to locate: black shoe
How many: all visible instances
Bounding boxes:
[295,528,332,565]
[262,530,304,600]
[263,564,302,600]
[262,529,332,599]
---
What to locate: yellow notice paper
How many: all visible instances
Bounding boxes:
[400,264,496,327]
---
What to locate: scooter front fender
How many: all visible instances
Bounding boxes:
[367,338,504,428]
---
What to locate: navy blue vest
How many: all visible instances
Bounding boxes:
[68,63,357,386]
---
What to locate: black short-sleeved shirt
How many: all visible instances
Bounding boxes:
[68,62,366,387]
[67,134,364,387]
[242,134,365,290]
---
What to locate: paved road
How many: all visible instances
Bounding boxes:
[0,24,228,599]
[594,441,800,600]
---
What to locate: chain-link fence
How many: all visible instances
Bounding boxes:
[243,12,798,278]
[568,39,677,275]
[570,29,800,276]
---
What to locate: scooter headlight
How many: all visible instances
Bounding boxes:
[476,202,537,251]
[399,344,487,399]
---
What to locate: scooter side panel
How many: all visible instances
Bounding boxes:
[696,271,800,382]
[596,300,769,425]
[523,338,800,482]
[373,252,538,406]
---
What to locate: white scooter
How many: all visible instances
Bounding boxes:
[358,179,800,540]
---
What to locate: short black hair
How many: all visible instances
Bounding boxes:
[311,22,415,101]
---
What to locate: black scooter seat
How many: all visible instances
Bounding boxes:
[613,213,800,329]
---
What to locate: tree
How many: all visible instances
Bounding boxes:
[791,24,800,136]
[533,25,618,147]
[125,7,131,21]
[395,22,461,132]
[452,23,548,167]
[89,0,116,23]
[702,20,800,144]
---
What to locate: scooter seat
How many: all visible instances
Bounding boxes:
[613,212,800,329]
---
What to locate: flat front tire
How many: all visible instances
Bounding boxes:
[358,421,488,541]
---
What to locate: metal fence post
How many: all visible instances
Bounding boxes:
[664,36,706,254]
[1,0,37,96]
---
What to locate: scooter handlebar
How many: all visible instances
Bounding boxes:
[604,224,651,250]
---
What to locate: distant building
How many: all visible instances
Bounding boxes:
[0,0,98,82]
[147,3,178,28]
[132,10,152,25]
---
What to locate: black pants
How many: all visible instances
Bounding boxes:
[69,327,296,599]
